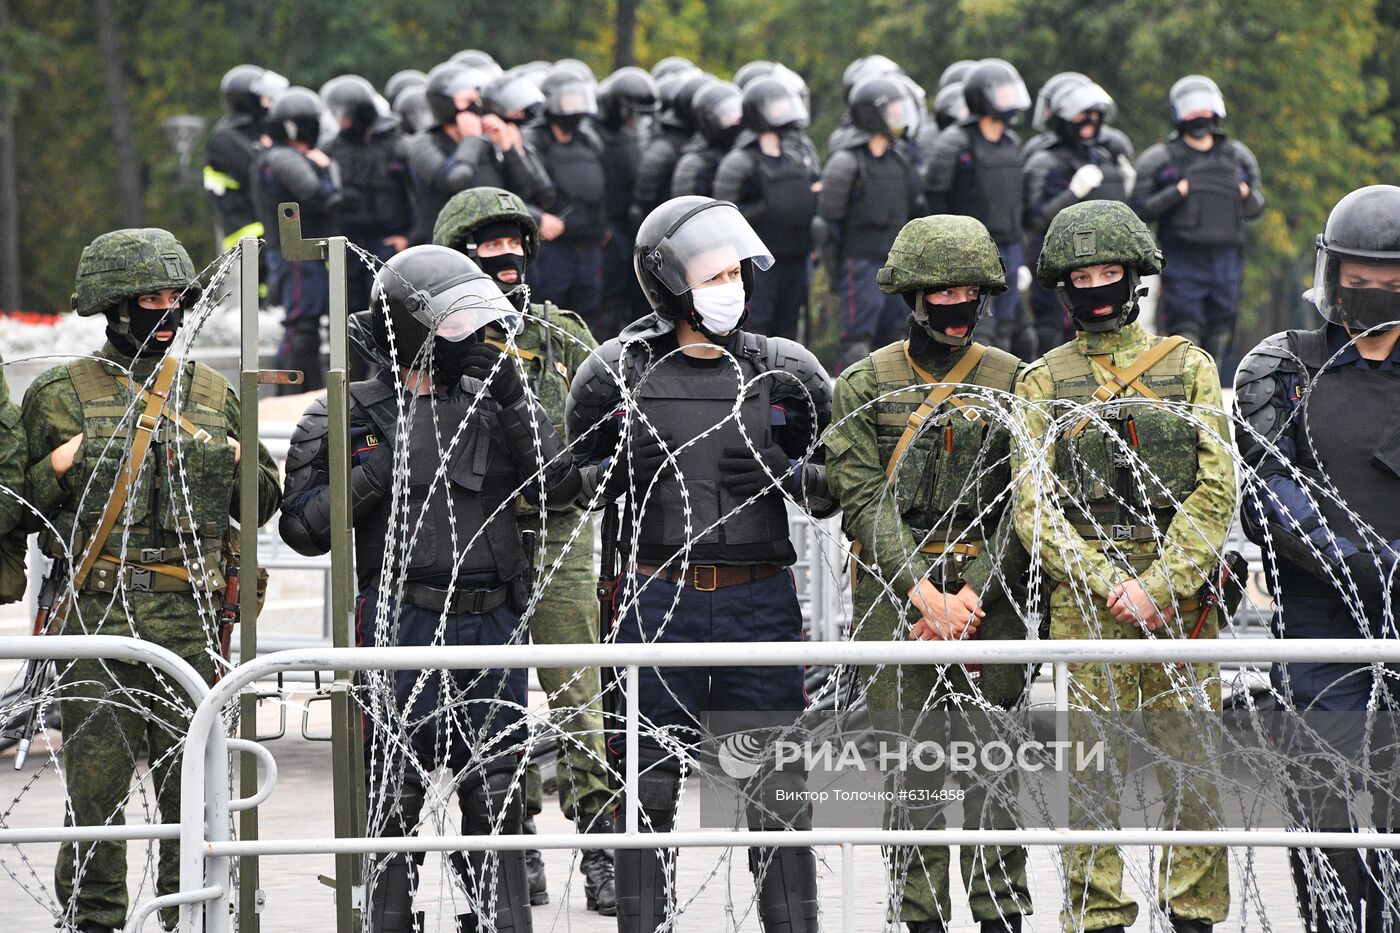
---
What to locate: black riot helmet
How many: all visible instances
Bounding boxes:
[1168,74,1226,126]
[483,73,546,124]
[1049,80,1115,145]
[933,82,969,130]
[384,69,428,106]
[1032,71,1089,133]
[451,49,502,77]
[634,196,774,323]
[393,86,435,134]
[221,64,265,116]
[963,58,1030,122]
[741,76,809,132]
[734,60,776,89]
[1312,185,1400,334]
[552,58,597,86]
[694,81,743,147]
[542,72,598,119]
[321,75,380,139]
[425,64,486,126]
[672,73,718,132]
[250,69,289,105]
[937,60,976,90]
[370,245,517,367]
[597,67,660,127]
[266,87,324,145]
[849,75,918,140]
[651,56,696,81]
[841,54,903,103]
[770,64,811,117]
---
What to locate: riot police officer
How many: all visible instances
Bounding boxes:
[669,81,742,197]
[715,76,820,341]
[321,75,414,326]
[1130,75,1265,366]
[1235,185,1400,933]
[280,245,582,933]
[596,67,660,337]
[566,196,835,933]
[819,75,925,372]
[204,64,270,251]
[24,228,281,933]
[250,86,342,394]
[826,215,1032,933]
[629,70,709,230]
[923,60,1031,354]
[433,186,617,915]
[526,70,610,325]
[1013,201,1235,933]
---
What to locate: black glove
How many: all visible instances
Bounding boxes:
[718,443,791,498]
[1343,551,1387,620]
[355,435,395,491]
[602,431,671,499]
[460,342,525,406]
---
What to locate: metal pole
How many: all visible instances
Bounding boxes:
[625,664,640,834]
[236,235,263,933]
[841,842,855,933]
[1054,661,1069,831]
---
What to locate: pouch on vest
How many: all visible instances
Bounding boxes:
[1127,408,1198,508]
[1055,425,1115,505]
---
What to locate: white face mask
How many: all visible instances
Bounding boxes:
[690,280,746,335]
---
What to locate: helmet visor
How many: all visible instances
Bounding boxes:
[762,90,808,128]
[1314,248,1400,333]
[252,70,290,100]
[1172,87,1225,120]
[989,76,1032,113]
[549,83,598,116]
[409,271,517,341]
[882,92,918,136]
[489,77,546,116]
[712,92,743,128]
[1053,82,1114,122]
[935,84,969,124]
[643,201,775,295]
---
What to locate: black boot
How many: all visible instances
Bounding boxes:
[1170,917,1213,933]
[457,772,534,933]
[368,855,421,933]
[616,768,680,933]
[980,916,1023,933]
[1290,847,1367,933]
[905,921,947,933]
[750,845,818,933]
[522,814,548,906]
[578,809,617,915]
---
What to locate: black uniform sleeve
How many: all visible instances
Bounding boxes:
[817,149,859,224]
[632,136,680,217]
[1228,139,1266,220]
[267,147,341,212]
[409,131,491,195]
[502,139,556,211]
[565,339,627,505]
[922,126,968,212]
[278,397,390,556]
[1129,143,1185,222]
[669,150,708,199]
[714,149,765,225]
[764,337,837,519]
[206,126,258,180]
[495,395,582,509]
[1022,150,1080,237]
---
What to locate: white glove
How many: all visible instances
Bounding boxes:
[1016,265,1032,293]
[1116,155,1138,196]
[1068,164,1104,199]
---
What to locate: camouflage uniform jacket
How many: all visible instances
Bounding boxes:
[1013,321,1235,606]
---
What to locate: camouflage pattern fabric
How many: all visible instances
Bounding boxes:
[432,186,542,260]
[826,337,1033,924]
[1013,320,1235,930]
[0,355,30,602]
[1035,199,1164,289]
[875,214,1009,296]
[70,228,199,317]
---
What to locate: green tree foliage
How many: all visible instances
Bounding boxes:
[10,0,1399,342]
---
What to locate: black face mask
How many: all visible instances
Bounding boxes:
[551,114,585,136]
[432,336,477,386]
[1337,286,1400,334]
[1063,276,1134,330]
[1072,113,1102,142]
[1180,116,1215,139]
[106,299,182,356]
[918,297,980,343]
[476,252,529,309]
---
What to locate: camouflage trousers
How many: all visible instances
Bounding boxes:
[523,510,612,824]
[1050,582,1228,931]
[853,572,1033,925]
[55,629,215,931]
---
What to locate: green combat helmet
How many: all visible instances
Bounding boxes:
[71,228,199,317]
[1036,199,1162,332]
[432,186,541,260]
[876,214,1007,346]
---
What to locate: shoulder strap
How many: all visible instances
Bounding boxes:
[66,358,122,403]
[885,342,986,480]
[55,356,181,623]
[1071,335,1189,436]
[187,362,228,410]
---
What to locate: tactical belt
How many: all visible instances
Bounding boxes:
[85,556,223,594]
[1070,521,1159,543]
[918,541,981,557]
[402,581,509,615]
[634,562,784,591]
[101,542,222,563]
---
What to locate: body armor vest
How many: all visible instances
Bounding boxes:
[752,142,818,257]
[947,129,1023,244]
[629,333,790,552]
[868,341,1019,540]
[542,134,607,241]
[1041,339,1197,544]
[843,148,914,260]
[349,378,528,590]
[326,134,413,236]
[58,358,235,570]
[1164,143,1246,246]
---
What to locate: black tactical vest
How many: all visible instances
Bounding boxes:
[326,134,413,236]
[947,129,1023,244]
[843,147,914,260]
[752,141,818,257]
[1163,143,1246,246]
[348,378,528,590]
[542,134,607,241]
[628,334,790,554]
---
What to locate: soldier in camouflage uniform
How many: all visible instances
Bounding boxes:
[1012,201,1235,933]
[21,228,281,933]
[433,187,617,915]
[0,353,30,603]
[826,215,1033,933]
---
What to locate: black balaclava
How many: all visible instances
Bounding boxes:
[550,114,585,137]
[106,298,183,357]
[1338,286,1400,335]
[1179,116,1216,139]
[1063,275,1136,332]
[905,289,982,347]
[472,220,529,310]
[432,333,479,386]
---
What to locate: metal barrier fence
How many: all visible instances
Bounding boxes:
[0,637,1375,933]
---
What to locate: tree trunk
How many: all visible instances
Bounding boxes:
[95,0,143,226]
[613,0,638,69]
[0,0,20,310]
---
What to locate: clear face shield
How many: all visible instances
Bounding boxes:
[989,76,1031,114]
[642,201,775,296]
[1170,85,1226,122]
[403,270,518,342]
[549,82,598,117]
[761,89,809,129]
[1313,246,1400,334]
[881,92,918,139]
